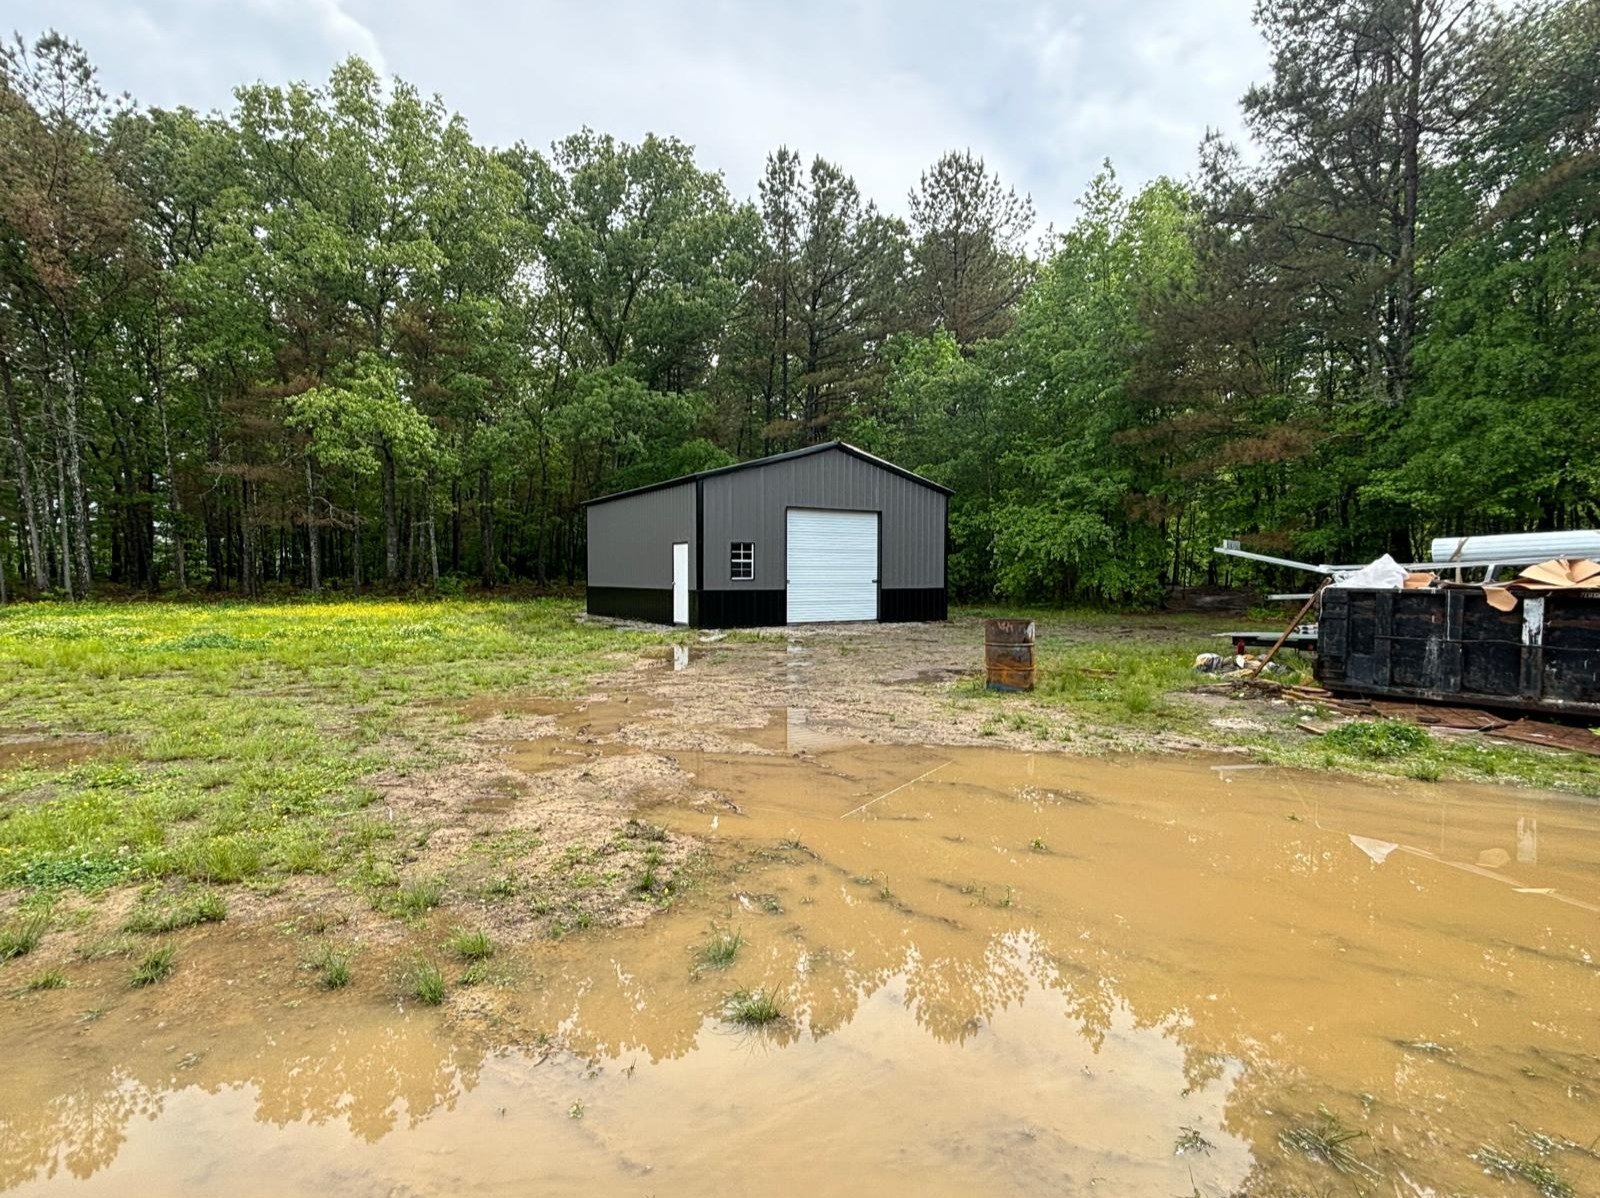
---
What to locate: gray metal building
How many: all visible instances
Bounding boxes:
[584,442,950,628]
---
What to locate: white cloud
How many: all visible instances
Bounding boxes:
[11,0,1268,225]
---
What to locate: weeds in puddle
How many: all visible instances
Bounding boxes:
[723,988,783,1026]
[309,944,351,989]
[130,945,175,987]
[1174,1126,1212,1156]
[700,929,743,969]
[1472,1143,1573,1197]
[123,890,227,934]
[1029,837,1049,853]
[1278,1107,1379,1181]
[409,958,446,1005]
[0,911,49,959]
[449,928,495,961]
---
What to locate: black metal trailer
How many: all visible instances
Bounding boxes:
[1316,587,1600,718]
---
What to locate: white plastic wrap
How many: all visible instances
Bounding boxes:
[1329,554,1409,590]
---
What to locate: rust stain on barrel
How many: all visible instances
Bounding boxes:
[985,618,1036,691]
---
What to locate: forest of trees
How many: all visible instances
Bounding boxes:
[0,0,1596,606]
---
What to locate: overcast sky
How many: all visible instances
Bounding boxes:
[12,0,1269,227]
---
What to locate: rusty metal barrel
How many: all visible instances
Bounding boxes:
[985,618,1036,691]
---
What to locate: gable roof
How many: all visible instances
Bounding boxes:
[582,441,953,507]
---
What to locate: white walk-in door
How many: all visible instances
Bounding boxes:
[672,542,689,625]
[786,509,878,623]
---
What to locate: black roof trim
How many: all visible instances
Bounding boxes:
[582,441,954,506]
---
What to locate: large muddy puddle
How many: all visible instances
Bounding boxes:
[3,740,1598,1196]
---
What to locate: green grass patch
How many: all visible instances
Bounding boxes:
[447,928,495,961]
[409,958,446,1005]
[382,877,445,918]
[1322,719,1429,759]
[123,889,227,934]
[130,945,175,987]
[308,943,351,989]
[20,967,67,992]
[723,988,783,1026]
[700,928,743,969]
[0,910,49,959]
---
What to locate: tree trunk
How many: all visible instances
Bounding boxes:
[153,374,186,591]
[43,391,73,596]
[1,355,48,592]
[478,464,495,588]
[381,440,399,581]
[305,456,321,593]
[426,479,439,587]
[59,352,93,593]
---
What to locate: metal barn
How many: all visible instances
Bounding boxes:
[584,442,950,628]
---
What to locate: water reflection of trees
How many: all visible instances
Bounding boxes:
[0,1015,482,1190]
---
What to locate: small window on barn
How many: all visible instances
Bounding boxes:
[730,542,754,580]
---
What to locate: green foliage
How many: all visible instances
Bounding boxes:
[1322,720,1430,760]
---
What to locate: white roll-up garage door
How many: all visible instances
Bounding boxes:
[786,508,879,623]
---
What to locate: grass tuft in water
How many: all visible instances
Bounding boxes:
[1473,1143,1575,1198]
[700,929,743,969]
[409,958,446,1005]
[123,890,227,934]
[0,911,49,959]
[1278,1107,1380,1180]
[1174,1126,1213,1156]
[309,943,351,989]
[130,945,175,987]
[448,928,495,961]
[723,988,783,1026]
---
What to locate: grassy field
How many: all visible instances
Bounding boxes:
[0,600,667,905]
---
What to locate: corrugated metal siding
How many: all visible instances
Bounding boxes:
[701,447,944,590]
[586,481,696,589]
